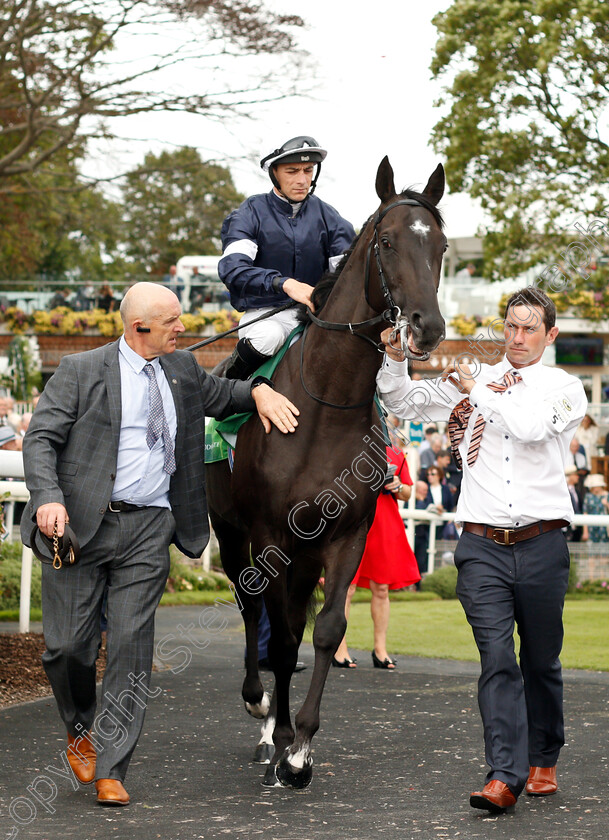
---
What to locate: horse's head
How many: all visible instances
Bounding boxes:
[367,157,447,359]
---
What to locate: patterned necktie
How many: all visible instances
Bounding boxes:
[143,363,176,475]
[448,370,523,469]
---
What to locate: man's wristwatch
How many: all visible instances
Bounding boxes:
[250,376,275,392]
[271,276,285,293]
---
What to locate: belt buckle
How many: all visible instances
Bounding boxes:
[108,501,120,513]
[492,528,513,546]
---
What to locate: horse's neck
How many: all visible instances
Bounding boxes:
[302,262,384,405]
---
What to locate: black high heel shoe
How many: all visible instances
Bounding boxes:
[332,657,357,668]
[372,651,396,669]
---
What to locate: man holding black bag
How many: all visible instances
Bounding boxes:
[21,282,298,807]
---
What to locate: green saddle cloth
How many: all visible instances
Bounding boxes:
[204,326,303,463]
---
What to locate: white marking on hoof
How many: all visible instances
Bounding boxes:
[245,691,271,719]
[287,745,309,771]
[410,220,430,237]
[259,714,275,745]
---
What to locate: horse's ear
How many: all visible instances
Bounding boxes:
[421,164,445,206]
[375,156,396,203]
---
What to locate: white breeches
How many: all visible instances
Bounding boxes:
[239,306,300,356]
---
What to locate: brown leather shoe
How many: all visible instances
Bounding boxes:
[95,779,130,806]
[67,733,96,785]
[470,779,517,813]
[526,765,557,796]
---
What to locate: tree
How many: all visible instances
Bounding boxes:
[121,146,244,272]
[430,1,609,284]
[0,0,305,191]
[0,148,127,282]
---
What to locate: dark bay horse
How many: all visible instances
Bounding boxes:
[207,157,446,788]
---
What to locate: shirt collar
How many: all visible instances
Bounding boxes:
[500,353,545,384]
[119,335,161,375]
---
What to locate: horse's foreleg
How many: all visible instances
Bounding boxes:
[253,689,277,764]
[275,533,368,790]
[257,570,301,787]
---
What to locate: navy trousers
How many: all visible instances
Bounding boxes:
[455,528,570,796]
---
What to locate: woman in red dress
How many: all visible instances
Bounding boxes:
[333,445,420,669]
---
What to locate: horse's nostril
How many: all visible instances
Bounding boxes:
[411,312,423,332]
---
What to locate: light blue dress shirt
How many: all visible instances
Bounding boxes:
[111,336,177,507]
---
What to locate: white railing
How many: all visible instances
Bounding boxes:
[0,451,32,633]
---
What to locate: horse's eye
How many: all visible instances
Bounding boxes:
[443,242,449,253]
[381,238,391,249]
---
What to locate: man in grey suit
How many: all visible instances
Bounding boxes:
[21,282,298,807]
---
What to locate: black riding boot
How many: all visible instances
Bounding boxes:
[225,338,272,380]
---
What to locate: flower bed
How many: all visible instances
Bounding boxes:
[0,306,242,337]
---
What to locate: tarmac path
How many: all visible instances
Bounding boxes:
[1,605,608,840]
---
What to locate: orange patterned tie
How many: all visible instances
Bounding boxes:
[448,370,523,469]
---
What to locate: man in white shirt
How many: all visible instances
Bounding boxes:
[377,287,587,814]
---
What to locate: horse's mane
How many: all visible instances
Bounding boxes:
[296,187,444,322]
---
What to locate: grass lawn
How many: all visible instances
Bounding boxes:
[304,594,609,672]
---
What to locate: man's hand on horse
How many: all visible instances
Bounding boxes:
[251,384,300,434]
[282,278,316,312]
[36,503,69,538]
[380,327,406,362]
[441,359,476,394]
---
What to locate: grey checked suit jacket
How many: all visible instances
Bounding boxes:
[21,340,254,558]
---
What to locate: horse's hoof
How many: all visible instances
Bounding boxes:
[261,764,281,787]
[244,691,271,719]
[275,748,313,790]
[252,743,274,764]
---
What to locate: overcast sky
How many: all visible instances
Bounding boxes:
[95,0,485,238]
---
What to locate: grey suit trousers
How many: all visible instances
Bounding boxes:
[41,506,175,781]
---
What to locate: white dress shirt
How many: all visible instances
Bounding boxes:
[377,354,587,527]
[112,337,177,508]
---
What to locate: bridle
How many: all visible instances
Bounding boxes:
[301,197,435,409]
[307,198,432,358]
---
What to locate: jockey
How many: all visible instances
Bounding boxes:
[219,135,356,379]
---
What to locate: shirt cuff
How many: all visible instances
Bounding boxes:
[382,356,408,374]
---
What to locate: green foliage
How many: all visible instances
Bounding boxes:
[122,148,245,274]
[0,542,42,611]
[0,156,126,283]
[573,578,609,596]
[420,564,458,600]
[431,1,609,283]
[166,553,231,593]
[568,560,578,594]
[5,336,42,399]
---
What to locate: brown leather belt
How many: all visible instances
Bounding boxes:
[462,519,569,546]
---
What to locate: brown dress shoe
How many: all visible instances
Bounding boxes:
[470,779,517,813]
[526,765,557,796]
[67,733,96,785]
[95,779,130,806]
